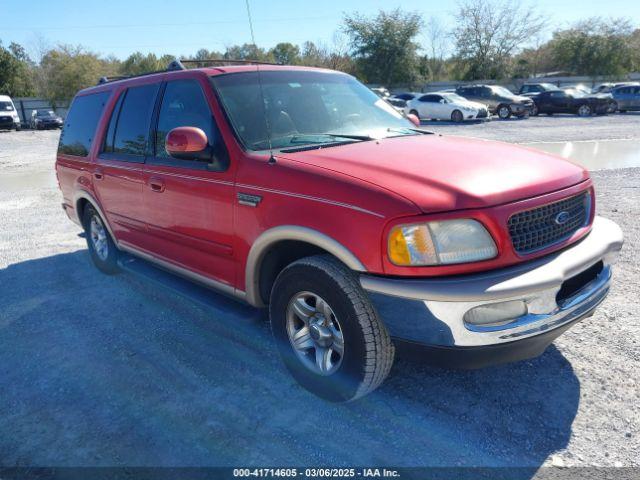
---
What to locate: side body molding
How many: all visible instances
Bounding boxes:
[245,225,367,307]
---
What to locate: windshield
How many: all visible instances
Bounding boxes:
[211,70,416,151]
[442,93,467,103]
[38,110,56,116]
[0,101,14,111]
[490,86,515,97]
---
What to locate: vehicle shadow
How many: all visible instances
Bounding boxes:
[0,251,579,475]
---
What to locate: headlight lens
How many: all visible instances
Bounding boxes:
[388,219,497,266]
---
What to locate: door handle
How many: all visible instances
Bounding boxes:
[94,168,104,180]
[149,177,165,193]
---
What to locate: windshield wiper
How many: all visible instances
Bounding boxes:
[386,127,434,136]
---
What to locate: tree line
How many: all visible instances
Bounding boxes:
[1,0,640,104]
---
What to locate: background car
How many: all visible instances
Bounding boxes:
[370,87,390,98]
[533,89,610,116]
[386,97,407,113]
[455,84,533,119]
[611,84,640,112]
[518,82,558,97]
[0,95,21,131]
[391,92,421,101]
[406,92,489,122]
[562,85,617,113]
[30,109,64,130]
[592,82,639,94]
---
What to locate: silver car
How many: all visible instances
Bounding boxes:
[611,84,640,112]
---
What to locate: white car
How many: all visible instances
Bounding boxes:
[0,95,21,131]
[405,92,489,122]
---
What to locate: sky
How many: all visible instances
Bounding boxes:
[3,0,640,61]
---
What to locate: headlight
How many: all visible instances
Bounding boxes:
[388,219,497,266]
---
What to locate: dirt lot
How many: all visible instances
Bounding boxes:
[422,111,640,143]
[0,126,638,473]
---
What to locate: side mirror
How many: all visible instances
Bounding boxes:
[406,113,420,127]
[165,126,210,161]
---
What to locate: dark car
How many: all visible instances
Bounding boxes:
[518,83,558,97]
[534,89,610,117]
[455,84,533,119]
[30,109,64,129]
[611,84,640,112]
[391,92,421,101]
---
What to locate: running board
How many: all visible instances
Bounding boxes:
[117,253,257,315]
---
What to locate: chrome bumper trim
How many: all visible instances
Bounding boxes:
[361,216,623,347]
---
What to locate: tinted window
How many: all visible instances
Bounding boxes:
[111,84,158,156]
[0,101,14,111]
[419,95,438,102]
[58,92,110,157]
[102,92,125,153]
[155,80,215,158]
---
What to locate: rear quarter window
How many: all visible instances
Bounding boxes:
[58,91,111,157]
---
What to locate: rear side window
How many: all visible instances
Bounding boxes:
[58,92,110,157]
[103,84,159,157]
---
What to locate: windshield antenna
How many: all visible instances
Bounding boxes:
[245,0,276,164]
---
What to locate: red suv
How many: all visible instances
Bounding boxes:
[56,61,623,402]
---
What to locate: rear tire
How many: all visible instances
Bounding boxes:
[531,104,539,116]
[451,110,463,123]
[409,109,420,120]
[269,255,394,402]
[82,205,120,275]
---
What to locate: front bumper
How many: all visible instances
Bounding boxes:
[360,216,623,362]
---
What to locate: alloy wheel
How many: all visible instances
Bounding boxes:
[90,214,109,261]
[286,291,344,376]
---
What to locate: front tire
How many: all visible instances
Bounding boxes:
[531,104,539,116]
[451,109,463,123]
[578,104,592,117]
[270,255,394,402]
[607,101,617,113]
[497,104,511,119]
[82,205,120,274]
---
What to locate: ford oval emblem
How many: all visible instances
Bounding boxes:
[554,211,570,225]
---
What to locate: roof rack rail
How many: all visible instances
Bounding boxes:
[96,57,278,85]
[179,58,280,66]
[97,75,128,84]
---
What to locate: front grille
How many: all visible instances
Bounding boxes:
[508,191,590,254]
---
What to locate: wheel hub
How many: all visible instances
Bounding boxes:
[285,291,345,376]
[309,321,333,347]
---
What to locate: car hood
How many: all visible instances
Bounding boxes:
[509,94,533,103]
[279,135,588,213]
[462,100,487,109]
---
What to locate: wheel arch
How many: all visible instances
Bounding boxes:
[73,190,116,241]
[245,226,367,307]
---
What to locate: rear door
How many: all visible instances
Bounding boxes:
[94,81,160,247]
[141,75,236,288]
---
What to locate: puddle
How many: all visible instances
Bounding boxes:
[0,138,637,193]
[0,170,57,193]
[522,139,640,170]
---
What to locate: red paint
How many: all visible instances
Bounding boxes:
[56,65,595,294]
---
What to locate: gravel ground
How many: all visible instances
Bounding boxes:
[0,129,638,474]
[422,111,640,143]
